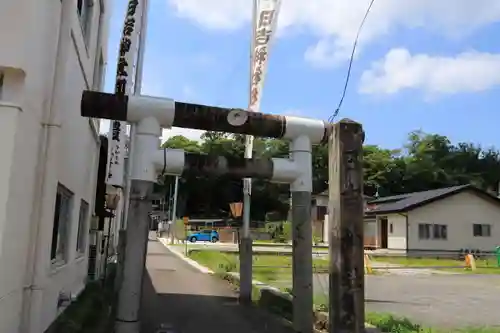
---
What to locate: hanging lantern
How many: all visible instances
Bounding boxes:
[105,193,120,210]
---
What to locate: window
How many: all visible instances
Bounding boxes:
[51,185,74,263]
[76,200,90,254]
[0,72,4,99]
[473,224,491,237]
[418,223,447,240]
[389,223,393,234]
[77,0,93,43]
[418,223,430,239]
[433,224,447,240]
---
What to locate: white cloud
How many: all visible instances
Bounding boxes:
[161,127,204,143]
[100,120,204,143]
[359,48,500,95]
[167,0,500,67]
[99,119,109,134]
[282,109,303,116]
[181,85,196,100]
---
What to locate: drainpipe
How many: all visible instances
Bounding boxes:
[20,3,70,333]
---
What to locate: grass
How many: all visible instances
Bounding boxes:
[187,250,500,333]
[188,250,328,286]
[44,264,116,333]
[372,256,500,274]
[364,313,500,333]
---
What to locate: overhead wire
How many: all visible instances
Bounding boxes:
[328,0,376,123]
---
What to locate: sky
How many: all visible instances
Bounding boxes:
[101,0,500,149]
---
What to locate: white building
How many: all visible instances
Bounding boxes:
[0,0,111,332]
[315,185,500,255]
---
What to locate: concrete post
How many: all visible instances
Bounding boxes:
[328,119,365,333]
[115,180,153,333]
[291,135,314,333]
[115,229,127,294]
[238,232,253,304]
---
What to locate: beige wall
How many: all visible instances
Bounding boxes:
[386,214,407,250]
[0,1,109,332]
[408,191,500,252]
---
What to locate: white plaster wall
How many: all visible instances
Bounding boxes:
[0,0,110,332]
[387,214,407,250]
[408,191,500,252]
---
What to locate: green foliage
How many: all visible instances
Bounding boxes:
[159,130,500,219]
[364,313,500,332]
[44,264,116,333]
[366,313,423,332]
[281,221,292,241]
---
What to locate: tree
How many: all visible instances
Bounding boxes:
[155,130,500,220]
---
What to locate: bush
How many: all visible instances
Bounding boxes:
[366,313,423,332]
[281,221,292,241]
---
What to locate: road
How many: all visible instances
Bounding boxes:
[311,273,500,328]
[140,240,297,333]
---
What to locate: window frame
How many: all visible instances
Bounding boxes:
[77,0,93,45]
[0,72,4,99]
[76,200,90,254]
[418,223,447,240]
[473,223,491,237]
[51,184,74,265]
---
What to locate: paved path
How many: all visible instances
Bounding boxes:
[140,240,297,333]
[311,273,500,328]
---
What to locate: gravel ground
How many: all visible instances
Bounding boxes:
[311,273,500,328]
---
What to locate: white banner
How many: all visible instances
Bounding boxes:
[248,0,281,113]
[243,0,281,194]
[106,0,143,187]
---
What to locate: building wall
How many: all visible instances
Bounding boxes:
[408,191,500,253]
[364,218,377,248]
[386,214,407,250]
[0,1,109,332]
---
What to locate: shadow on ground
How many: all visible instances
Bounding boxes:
[139,244,296,333]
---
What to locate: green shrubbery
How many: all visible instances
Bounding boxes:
[44,264,116,333]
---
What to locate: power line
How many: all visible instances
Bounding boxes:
[329,0,376,123]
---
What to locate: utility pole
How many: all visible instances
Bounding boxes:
[171,175,179,242]
[328,119,365,333]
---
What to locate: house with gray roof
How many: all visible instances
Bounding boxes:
[313,184,500,254]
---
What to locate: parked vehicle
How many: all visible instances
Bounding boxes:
[187,229,219,243]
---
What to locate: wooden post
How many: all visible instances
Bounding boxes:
[328,119,365,333]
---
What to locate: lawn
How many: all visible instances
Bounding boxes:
[188,250,328,285]
[372,256,500,274]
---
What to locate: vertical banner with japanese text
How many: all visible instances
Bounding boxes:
[244,0,282,195]
[107,0,143,187]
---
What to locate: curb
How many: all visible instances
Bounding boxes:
[158,237,214,274]
[157,238,380,333]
